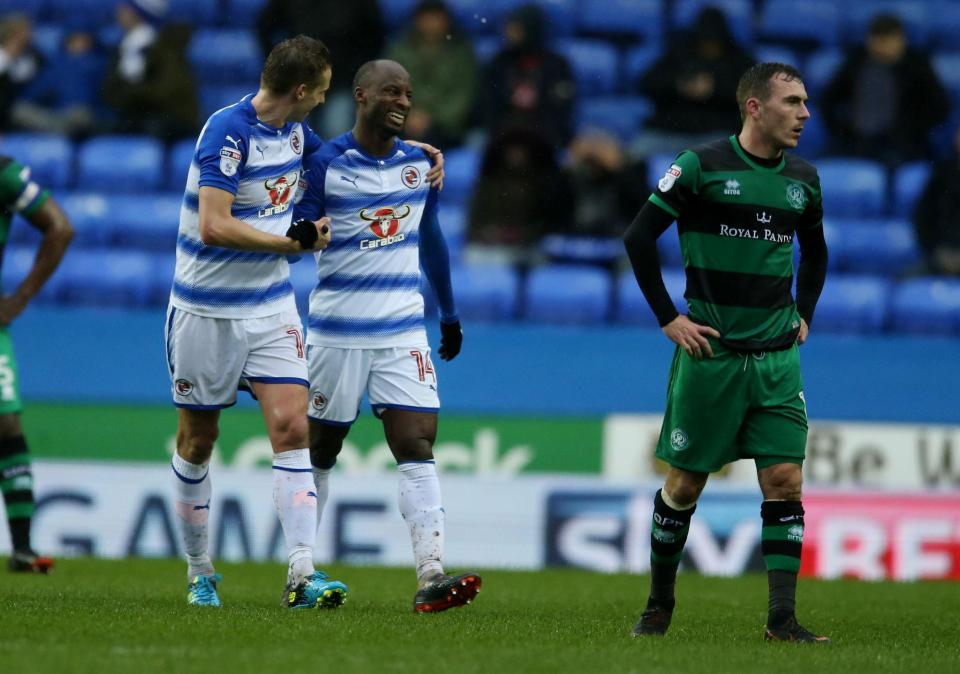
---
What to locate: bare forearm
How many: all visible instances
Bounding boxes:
[199,214,299,254]
[15,226,72,303]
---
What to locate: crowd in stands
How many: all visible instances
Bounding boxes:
[1,0,960,334]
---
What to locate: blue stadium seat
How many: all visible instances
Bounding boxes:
[623,44,662,90]
[380,0,421,29]
[224,0,269,25]
[555,39,619,96]
[793,105,830,159]
[889,277,960,335]
[932,52,960,105]
[168,138,197,191]
[471,34,503,64]
[189,29,262,85]
[437,203,467,264]
[532,0,577,37]
[1,245,62,303]
[287,254,318,316]
[449,261,519,321]
[168,0,220,26]
[147,251,176,305]
[440,146,481,207]
[752,45,801,69]
[671,0,754,46]
[56,248,154,307]
[813,274,891,333]
[657,230,683,268]
[0,0,45,18]
[616,267,687,326]
[76,136,164,192]
[803,49,844,98]
[58,192,112,247]
[827,219,920,276]
[0,133,73,189]
[446,0,510,35]
[31,24,63,59]
[577,96,653,142]
[930,0,960,50]
[892,161,932,218]
[575,0,663,43]
[199,84,253,120]
[540,235,623,266]
[759,0,841,47]
[816,159,887,217]
[841,2,931,47]
[106,193,182,251]
[45,0,113,29]
[524,263,612,324]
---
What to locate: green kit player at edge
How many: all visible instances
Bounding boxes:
[0,155,73,572]
[623,63,830,643]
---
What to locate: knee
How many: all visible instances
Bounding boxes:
[309,422,346,468]
[664,470,707,507]
[391,436,433,464]
[177,426,218,464]
[0,413,21,438]
[760,464,803,500]
[271,413,309,453]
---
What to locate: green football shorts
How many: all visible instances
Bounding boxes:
[0,328,23,415]
[655,341,807,473]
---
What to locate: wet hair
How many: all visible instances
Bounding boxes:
[735,62,804,121]
[261,35,332,94]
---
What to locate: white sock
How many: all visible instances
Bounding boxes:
[311,466,331,528]
[171,453,214,580]
[273,448,317,584]
[397,461,445,583]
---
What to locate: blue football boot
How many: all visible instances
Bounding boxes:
[284,571,348,609]
[187,573,222,607]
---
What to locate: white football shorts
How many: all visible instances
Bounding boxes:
[307,345,441,424]
[165,306,308,409]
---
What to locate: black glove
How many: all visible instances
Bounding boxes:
[286,218,319,250]
[439,320,462,361]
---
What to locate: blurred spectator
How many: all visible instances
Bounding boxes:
[481,4,576,147]
[10,24,104,137]
[466,127,571,266]
[0,13,44,132]
[387,0,477,148]
[912,128,960,276]
[561,130,646,238]
[821,14,948,165]
[257,0,384,138]
[632,6,753,159]
[102,0,198,140]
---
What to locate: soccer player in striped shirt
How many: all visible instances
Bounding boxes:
[623,63,829,642]
[293,60,481,613]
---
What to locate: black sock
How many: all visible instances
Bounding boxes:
[767,570,798,626]
[760,500,805,625]
[0,435,33,550]
[648,489,696,608]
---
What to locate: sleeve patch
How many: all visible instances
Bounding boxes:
[219,147,242,176]
[658,164,682,192]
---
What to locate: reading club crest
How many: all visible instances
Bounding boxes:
[401,165,422,188]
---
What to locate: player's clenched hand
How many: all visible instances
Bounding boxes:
[796,318,809,345]
[438,320,462,361]
[286,217,331,251]
[662,315,720,359]
[405,139,445,190]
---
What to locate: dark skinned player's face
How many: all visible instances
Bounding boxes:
[361,70,413,136]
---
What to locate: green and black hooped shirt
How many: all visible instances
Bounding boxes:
[649,135,824,352]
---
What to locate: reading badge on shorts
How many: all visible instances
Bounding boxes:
[659,164,682,192]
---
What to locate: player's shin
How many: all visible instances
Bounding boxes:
[273,448,317,584]
[760,500,804,625]
[397,460,444,585]
[0,436,34,551]
[648,488,697,607]
[171,453,214,579]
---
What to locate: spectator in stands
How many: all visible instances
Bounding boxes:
[912,127,960,276]
[466,126,571,266]
[821,14,949,165]
[257,0,385,138]
[481,3,576,147]
[561,129,646,239]
[103,0,199,140]
[632,6,754,159]
[0,13,44,132]
[9,23,104,138]
[387,0,477,148]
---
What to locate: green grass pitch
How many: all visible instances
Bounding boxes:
[2,558,958,674]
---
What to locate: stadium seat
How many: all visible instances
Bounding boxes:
[889,276,960,335]
[168,138,197,192]
[224,0,269,25]
[446,0,509,35]
[0,0,44,18]
[471,34,503,64]
[147,251,176,306]
[199,84,254,120]
[575,0,663,43]
[58,192,111,247]
[671,0,754,46]
[803,49,844,98]
[794,104,830,159]
[540,235,624,266]
[816,159,887,217]
[449,261,519,321]
[932,52,960,105]
[758,0,841,47]
[657,230,683,268]
[1,245,62,303]
[56,248,154,307]
[930,0,960,50]
[45,0,113,29]
[577,96,653,142]
[0,133,73,189]
[287,254,318,316]
[532,0,577,37]
[892,162,932,218]
[440,146,481,207]
[615,266,687,326]
[752,45,801,69]
[828,219,920,276]
[380,0,421,30]
[168,0,220,27]
[555,39,619,96]
[524,263,612,324]
[841,2,931,47]
[437,203,467,264]
[31,24,63,59]
[76,136,164,192]
[189,29,262,85]
[623,43,663,89]
[813,274,891,333]
[106,193,182,251]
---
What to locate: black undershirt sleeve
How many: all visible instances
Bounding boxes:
[623,200,679,327]
[795,225,828,327]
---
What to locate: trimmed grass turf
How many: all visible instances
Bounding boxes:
[1,558,958,674]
